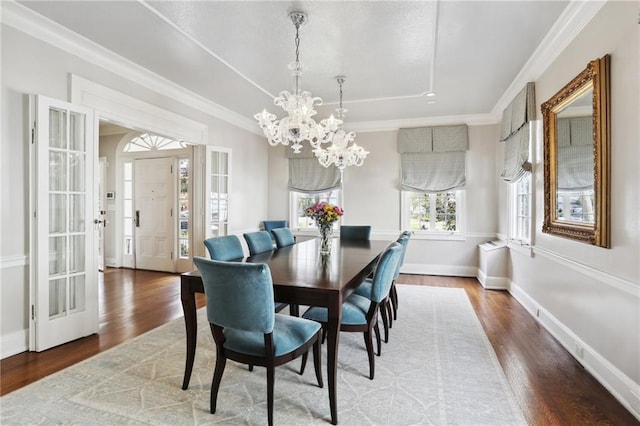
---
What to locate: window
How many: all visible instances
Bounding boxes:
[511,173,532,244]
[206,147,230,238]
[401,190,464,238]
[122,161,134,256]
[290,190,342,230]
[177,158,190,259]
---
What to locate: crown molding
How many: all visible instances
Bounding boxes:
[351,112,498,133]
[491,0,606,117]
[1,1,261,136]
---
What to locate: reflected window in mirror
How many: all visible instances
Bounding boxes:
[542,54,610,247]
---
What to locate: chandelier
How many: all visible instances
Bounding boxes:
[313,76,369,170]
[254,12,337,154]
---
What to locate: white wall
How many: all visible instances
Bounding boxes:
[268,124,500,277]
[0,24,268,358]
[500,1,639,417]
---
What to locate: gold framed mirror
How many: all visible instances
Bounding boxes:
[542,54,610,247]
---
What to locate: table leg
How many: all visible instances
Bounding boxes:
[326,297,342,425]
[180,277,197,390]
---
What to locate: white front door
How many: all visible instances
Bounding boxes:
[31,95,98,352]
[134,157,174,272]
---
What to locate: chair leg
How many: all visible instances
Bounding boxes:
[391,282,398,320]
[363,328,376,380]
[211,353,227,414]
[266,365,275,426]
[373,322,382,356]
[248,364,254,372]
[386,298,394,328]
[380,300,390,343]
[290,304,299,317]
[299,351,308,375]
[312,337,324,388]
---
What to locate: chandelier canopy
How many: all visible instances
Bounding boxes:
[254,12,337,154]
[314,76,369,170]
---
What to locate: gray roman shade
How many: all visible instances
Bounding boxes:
[398,125,468,192]
[556,116,594,190]
[500,82,535,182]
[287,144,341,193]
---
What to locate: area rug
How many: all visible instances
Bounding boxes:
[1,286,526,425]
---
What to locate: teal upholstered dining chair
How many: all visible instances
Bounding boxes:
[205,234,289,314]
[271,227,296,248]
[339,225,372,241]
[193,257,323,426]
[263,220,288,234]
[301,241,402,380]
[354,232,411,343]
[389,231,412,320]
[204,235,244,261]
[244,231,276,255]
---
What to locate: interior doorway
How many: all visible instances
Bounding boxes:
[98,121,194,272]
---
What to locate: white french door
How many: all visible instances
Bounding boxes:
[30,95,98,352]
[134,157,174,272]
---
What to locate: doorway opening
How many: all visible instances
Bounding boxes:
[98,121,194,273]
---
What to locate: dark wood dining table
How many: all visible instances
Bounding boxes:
[180,237,390,425]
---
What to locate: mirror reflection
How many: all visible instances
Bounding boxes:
[555,87,594,224]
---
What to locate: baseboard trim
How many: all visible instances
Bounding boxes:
[401,263,477,277]
[510,283,640,422]
[476,269,510,290]
[1,329,28,360]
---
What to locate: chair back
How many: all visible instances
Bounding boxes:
[394,233,411,279]
[340,225,372,241]
[193,257,275,334]
[370,242,403,303]
[204,235,244,261]
[263,220,288,234]
[271,227,295,248]
[244,231,275,255]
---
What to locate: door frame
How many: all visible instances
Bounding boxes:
[70,75,208,269]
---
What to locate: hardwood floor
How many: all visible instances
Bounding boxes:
[1,269,637,425]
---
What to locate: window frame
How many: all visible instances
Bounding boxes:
[509,172,532,246]
[289,189,343,235]
[400,190,466,240]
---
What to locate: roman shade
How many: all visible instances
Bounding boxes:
[398,125,468,192]
[288,144,340,193]
[500,82,535,182]
[556,116,594,190]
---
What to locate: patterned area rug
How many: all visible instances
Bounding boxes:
[1,286,526,425]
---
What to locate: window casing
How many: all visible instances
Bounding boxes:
[290,190,342,230]
[510,172,532,244]
[401,190,465,239]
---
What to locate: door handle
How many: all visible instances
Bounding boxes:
[135,210,140,227]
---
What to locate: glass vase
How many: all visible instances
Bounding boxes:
[319,225,333,255]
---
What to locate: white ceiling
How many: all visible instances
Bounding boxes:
[17,0,571,129]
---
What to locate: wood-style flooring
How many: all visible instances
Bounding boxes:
[1,269,637,425]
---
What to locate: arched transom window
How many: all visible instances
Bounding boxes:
[124,133,187,152]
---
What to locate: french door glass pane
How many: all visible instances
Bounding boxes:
[124,218,133,236]
[69,275,86,312]
[49,277,66,318]
[49,236,66,275]
[69,235,85,273]
[69,194,85,232]
[49,108,66,149]
[69,152,85,192]
[49,151,67,191]
[49,194,66,233]
[69,112,85,151]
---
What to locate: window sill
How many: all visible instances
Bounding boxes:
[507,240,533,257]
[409,232,466,242]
